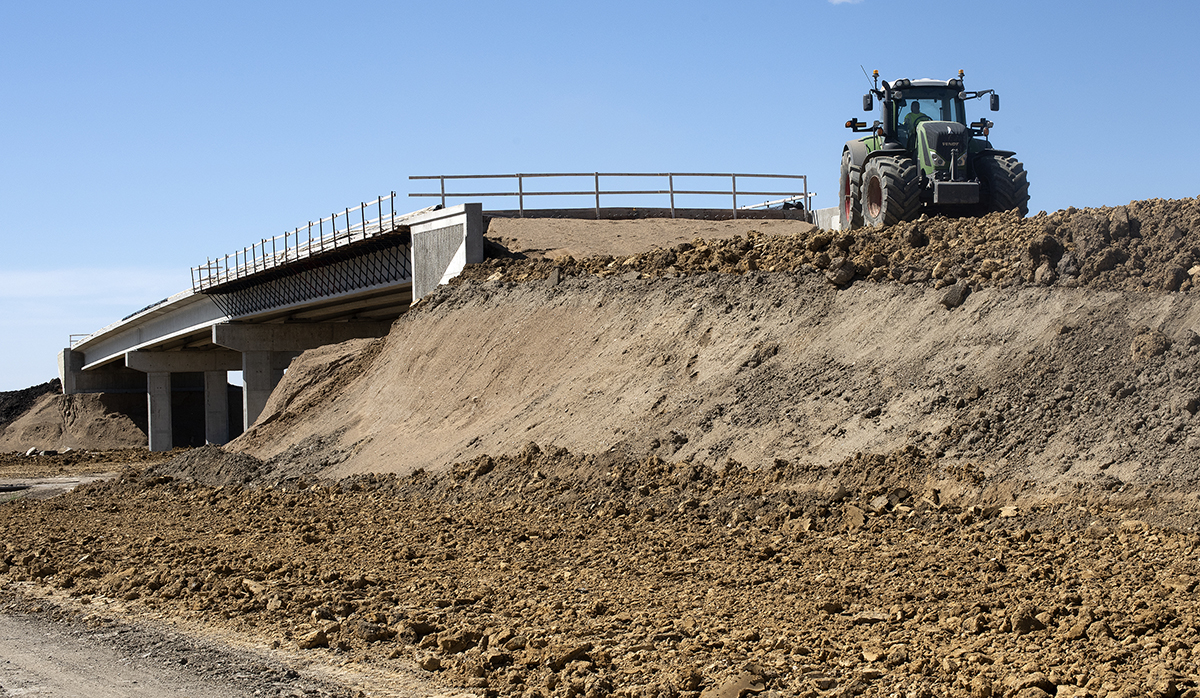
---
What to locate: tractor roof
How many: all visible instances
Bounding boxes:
[907,79,956,88]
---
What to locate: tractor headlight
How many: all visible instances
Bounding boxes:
[929,151,946,167]
[956,152,969,167]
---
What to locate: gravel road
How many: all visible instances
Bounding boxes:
[0,593,352,697]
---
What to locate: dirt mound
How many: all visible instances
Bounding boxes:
[463,198,1200,294]
[0,379,60,431]
[147,445,268,487]
[0,392,147,454]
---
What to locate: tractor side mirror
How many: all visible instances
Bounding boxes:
[863,93,873,112]
[990,94,1000,111]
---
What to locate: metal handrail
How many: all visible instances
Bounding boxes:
[190,192,407,293]
[409,172,811,220]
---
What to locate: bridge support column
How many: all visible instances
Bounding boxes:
[147,372,173,452]
[212,322,393,430]
[204,371,230,446]
[241,351,278,434]
[126,350,244,449]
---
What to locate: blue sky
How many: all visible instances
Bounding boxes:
[1,0,1198,391]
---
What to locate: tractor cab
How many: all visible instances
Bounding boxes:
[889,83,967,150]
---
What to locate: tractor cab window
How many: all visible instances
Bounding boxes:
[893,88,966,146]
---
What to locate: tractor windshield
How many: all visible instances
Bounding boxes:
[893,87,966,146]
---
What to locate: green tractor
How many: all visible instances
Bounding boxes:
[840,70,1029,229]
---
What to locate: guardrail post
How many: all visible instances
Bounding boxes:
[439,177,446,209]
[518,175,524,218]
[594,172,600,220]
[731,175,738,220]
[360,202,366,241]
[669,174,676,219]
[390,191,396,229]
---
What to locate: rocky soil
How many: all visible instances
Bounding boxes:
[3,447,1200,698]
[467,200,1200,294]
[5,197,1200,697]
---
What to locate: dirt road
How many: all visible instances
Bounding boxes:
[0,595,347,697]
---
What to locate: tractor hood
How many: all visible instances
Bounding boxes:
[915,121,970,178]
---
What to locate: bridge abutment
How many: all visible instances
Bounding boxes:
[59,349,147,395]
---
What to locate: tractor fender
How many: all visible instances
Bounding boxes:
[845,139,908,172]
[976,148,1017,159]
[843,140,872,171]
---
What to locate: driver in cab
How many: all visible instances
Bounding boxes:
[903,101,931,147]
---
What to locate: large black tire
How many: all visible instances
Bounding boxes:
[840,149,863,229]
[975,155,1030,217]
[861,157,921,227]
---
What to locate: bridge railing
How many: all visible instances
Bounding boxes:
[191,192,410,293]
[408,172,811,219]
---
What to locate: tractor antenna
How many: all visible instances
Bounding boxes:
[860,65,876,90]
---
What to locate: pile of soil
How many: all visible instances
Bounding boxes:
[0,391,147,454]
[0,379,60,431]
[466,200,1200,294]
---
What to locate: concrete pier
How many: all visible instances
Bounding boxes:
[125,350,243,450]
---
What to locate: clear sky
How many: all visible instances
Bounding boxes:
[1,0,1197,391]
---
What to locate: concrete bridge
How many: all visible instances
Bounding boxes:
[59,201,483,451]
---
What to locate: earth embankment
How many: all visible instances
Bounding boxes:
[231,199,1200,506]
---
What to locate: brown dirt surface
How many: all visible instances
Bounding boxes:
[2,453,1200,697]
[0,391,147,454]
[482,217,817,261]
[0,379,60,431]
[8,198,1200,697]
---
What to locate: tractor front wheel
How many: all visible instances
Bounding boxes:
[840,149,863,229]
[861,157,921,227]
[975,155,1030,217]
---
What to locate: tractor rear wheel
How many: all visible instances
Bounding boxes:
[975,155,1030,217]
[840,149,863,229]
[861,157,921,227]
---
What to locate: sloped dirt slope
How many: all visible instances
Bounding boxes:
[232,199,1200,506]
[0,391,147,453]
